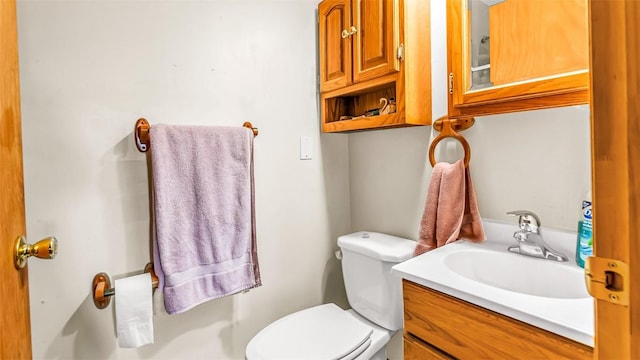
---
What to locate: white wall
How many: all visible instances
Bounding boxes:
[18,1,351,359]
[349,105,592,240]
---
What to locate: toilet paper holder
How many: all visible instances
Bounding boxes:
[92,263,159,309]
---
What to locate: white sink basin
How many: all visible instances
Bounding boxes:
[391,219,594,347]
[444,250,590,299]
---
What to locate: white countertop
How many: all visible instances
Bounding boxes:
[391,219,594,347]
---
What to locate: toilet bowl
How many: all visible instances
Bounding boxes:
[246,232,415,360]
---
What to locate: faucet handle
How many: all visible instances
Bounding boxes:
[507,210,541,232]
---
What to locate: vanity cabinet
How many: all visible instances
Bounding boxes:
[447,0,590,117]
[402,280,593,359]
[318,0,435,132]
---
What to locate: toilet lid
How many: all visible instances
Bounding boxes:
[246,303,373,360]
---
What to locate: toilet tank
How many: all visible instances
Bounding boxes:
[337,231,415,331]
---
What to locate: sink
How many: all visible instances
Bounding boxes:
[391,219,595,347]
[444,250,590,299]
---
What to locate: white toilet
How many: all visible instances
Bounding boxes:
[246,231,415,360]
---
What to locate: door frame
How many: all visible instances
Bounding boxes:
[589,0,639,358]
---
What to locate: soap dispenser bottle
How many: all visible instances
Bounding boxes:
[575,191,593,268]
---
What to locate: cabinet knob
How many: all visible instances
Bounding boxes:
[341,26,358,39]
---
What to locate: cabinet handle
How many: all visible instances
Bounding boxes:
[341,26,358,39]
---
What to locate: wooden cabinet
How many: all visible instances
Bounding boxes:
[447,0,589,117]
[318,0,436,132]
[319,0,398,93]
[402,280,593,359]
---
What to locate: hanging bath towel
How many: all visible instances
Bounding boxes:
[150,124,261,314]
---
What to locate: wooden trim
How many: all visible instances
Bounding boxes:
[446,0,463,116]
[321,111,410,132]
[589,0,640,358]
[457,72,589,107]
[403,0,431,125]
[321,73,398,98]
[454,89,589,117]
[0,0,32,358]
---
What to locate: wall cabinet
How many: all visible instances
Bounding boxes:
[318,0,437,132]
[447,0,590,117]
[402,280,593,359]
[319,0,399,93]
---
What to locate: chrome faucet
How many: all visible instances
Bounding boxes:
[507,210,568,262]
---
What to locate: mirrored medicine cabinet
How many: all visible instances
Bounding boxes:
[448,0,590,117]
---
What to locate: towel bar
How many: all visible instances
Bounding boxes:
[429,116,474,168]
[92,263,159,309]
[134,118,259,152]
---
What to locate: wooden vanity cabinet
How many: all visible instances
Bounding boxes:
[402,280,593,359]
[318,0,433,132]
[447,0,590,117]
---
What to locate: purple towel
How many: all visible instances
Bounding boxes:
[150,124,261,314]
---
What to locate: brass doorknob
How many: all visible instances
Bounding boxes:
[14,235,58,269]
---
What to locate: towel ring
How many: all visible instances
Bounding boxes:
[428,117,474,168]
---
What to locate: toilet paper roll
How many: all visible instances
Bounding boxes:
[115,273,154,348]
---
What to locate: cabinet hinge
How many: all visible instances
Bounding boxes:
[448,73,454,95]
[584,256,629,306]
[397,43,404,61]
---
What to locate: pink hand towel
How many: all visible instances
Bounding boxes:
[414,159,485,256]
[150,124,261,314]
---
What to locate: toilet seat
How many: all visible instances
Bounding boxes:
[245,303,373,360]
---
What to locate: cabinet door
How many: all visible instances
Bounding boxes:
[489,0,588,86]
[319,0,352,92]
[448,0,589,116]
[352,0,399,84]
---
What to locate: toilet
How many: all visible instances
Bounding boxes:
[246,231,415,360]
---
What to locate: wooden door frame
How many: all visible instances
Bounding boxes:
[589,0,639,358]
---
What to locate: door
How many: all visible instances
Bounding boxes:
[0,1,32,358]
[319,0,352,92]
[589,0,639,358]
[352,0,399,83]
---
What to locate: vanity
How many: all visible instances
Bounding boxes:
[392,220,594,359]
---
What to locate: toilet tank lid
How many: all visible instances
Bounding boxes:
[338,231,416,263]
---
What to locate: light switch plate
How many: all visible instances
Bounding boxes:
[300,136,312,160]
